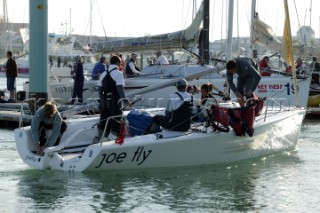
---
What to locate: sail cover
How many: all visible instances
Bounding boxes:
[91,2,204,53]
[252,17,281,52]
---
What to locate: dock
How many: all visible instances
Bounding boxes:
[307,107,320,115]
[0,101,100,128]
[0,102,33,128]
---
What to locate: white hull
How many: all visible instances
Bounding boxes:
[48,64,311,108]
[15,107,306,172]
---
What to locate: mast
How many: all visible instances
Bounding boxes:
[199,0,210,64]
[309,0,312,27]
[89,0,93,46]
[3,0,10,52]
[69,8,72,35]
[223,0,235,100]
[226,0,234,61]
[249,0,256,59]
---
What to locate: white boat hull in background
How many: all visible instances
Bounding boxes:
[50,65,310,107]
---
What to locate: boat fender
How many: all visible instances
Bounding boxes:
[228,109,245,136]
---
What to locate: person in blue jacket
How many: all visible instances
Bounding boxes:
[91,56,107,80]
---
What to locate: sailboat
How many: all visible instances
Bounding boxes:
[14,0,307,172]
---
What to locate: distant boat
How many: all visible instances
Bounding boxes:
[45,0,311,109]
[0,34,97,78]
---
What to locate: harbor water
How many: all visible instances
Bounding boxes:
[0,118,319,212]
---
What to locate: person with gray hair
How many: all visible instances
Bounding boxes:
[150,79,194,132]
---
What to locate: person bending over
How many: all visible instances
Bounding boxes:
[226,57,261,107]
[31,102,67,155]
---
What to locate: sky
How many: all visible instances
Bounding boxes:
[3,0,320,42]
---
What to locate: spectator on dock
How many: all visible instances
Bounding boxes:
[49,56,53,67]
[57,56,61,67]
[71,56,84,104]
[5,50,18,102]
[31,102,67,155]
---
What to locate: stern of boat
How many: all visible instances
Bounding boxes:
[14,127,52,170]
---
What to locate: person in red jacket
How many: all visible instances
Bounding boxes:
[258,56,271,76]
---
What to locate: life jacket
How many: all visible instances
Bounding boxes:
[101,67,119,109]
[208,94,264,137]
[169,92,193,131]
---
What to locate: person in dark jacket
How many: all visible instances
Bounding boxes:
[226,57,261,107]
[71,56,84,104]
[5,51,18,102]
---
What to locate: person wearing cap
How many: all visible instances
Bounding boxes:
[125,53,141,77]
[226,57,261,107]
[150,79,194,132]
[154,51,169,65]
[71,56,84,104]
[258,56,271,76]
[91,56,107,80]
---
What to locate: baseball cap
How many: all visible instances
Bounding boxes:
[176,79,188,87]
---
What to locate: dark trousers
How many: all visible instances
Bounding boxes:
[39,121,67,146]
[71,81,84,104]
[99,89,122,136]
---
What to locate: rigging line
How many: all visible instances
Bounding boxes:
[95,0,108,41]
[179,0,187,50]
[244,0,250,34]
[158,0,162,50]
[236,0,240,56]
[293,0,303,43]
[83,7,91,37]
[220,0,224,52]
[179,0,190,75]
[210,0,216,42]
